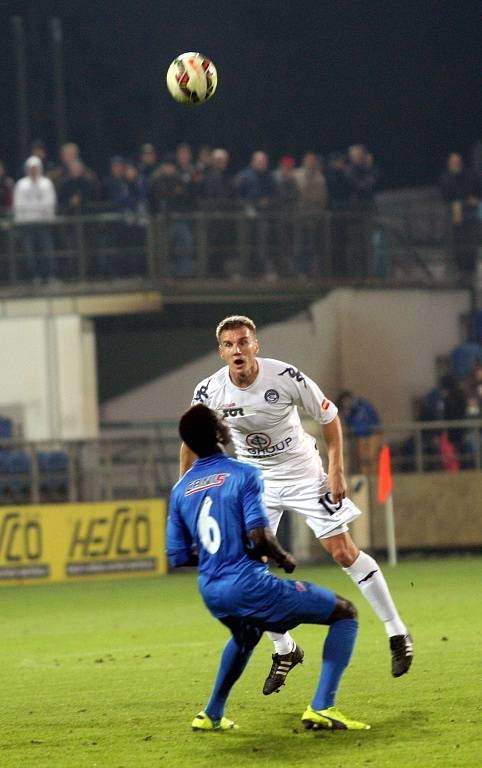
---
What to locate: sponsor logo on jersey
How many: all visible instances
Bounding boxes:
[193,379,211,403]
[246,433,293,456]
[264,388,280,403]
[221,406,245,418]
[321,398,331,411]
[185,473,230,496]
[217,405,256,419]
[278,367,306,388]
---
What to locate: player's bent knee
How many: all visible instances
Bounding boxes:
[234,623,263,652]
[327,596,358,624]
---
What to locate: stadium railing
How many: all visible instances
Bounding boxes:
[0,204,479,290]
[0,418,480,505]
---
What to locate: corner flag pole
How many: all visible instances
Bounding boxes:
[377,444,397,566]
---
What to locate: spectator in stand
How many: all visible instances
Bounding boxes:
[0,160,14,212]
[124,161,146,216]
[199,148,235,277]
[472,139,482,185]
[195,145,213,176]
[13,156,56,282]
[57,159,98,214]
[148,160,194,278]
[175,142,195,184]
[337,390,381,475]
[449,339,482,381]
[235,151,275,212]
[137,143,158,190]
[346,145,379,209]
[30,139,55,174]
[295,152,328,213]
[273,156,300,277]
[325,151,351,211]
[439,153,481,276]
[273,156,300,210]
[49,142,99,194]
[442,374,468,459]
[325,152,352,276]
[236,151,275,278]
[200,148,233,206]
[345,145,379,277]
[294,152,328,277]
[102,156,129,212]
[464,363,482,416]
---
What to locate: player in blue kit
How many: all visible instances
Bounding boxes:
[167,404,370,732]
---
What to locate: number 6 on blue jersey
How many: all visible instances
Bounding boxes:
[198,496,221,554]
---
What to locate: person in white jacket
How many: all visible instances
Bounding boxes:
[13,156,57,281]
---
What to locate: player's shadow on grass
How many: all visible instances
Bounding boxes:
[209,708,434,756]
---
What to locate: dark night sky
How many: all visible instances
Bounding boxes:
[1,0,481,186]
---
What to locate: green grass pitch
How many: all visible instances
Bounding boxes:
[1,557,481,768]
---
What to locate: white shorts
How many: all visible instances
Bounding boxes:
[264,470,362,540]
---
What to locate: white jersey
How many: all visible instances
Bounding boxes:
[191,357,338,482]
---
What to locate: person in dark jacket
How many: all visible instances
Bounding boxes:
[337,390,381,475]
[439,153,480,275]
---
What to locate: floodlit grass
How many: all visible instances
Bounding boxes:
[1,557,481,767]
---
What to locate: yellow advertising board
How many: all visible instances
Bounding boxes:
[0,499,167,586]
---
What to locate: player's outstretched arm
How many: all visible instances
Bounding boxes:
[179,441,197,478]
[248,527,296,573]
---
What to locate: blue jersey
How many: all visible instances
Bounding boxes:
[167,453,275,618]
[167,452,337,629]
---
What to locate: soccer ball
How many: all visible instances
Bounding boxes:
[166,52,218,105]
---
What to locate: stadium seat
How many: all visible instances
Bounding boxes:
[0,417,13,438]
[38,450,69,501]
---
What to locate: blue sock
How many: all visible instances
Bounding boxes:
[205,637,253,721]
[311,619,358,710]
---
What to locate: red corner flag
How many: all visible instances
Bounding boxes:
[377,444,393,504]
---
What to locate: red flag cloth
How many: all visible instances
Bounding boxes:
[439,431,460,472]
[377,444,393,503]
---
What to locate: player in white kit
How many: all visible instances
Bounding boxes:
[180,315,413,694]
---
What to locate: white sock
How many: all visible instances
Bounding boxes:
[343,551,407,637]
[266,631,295,655]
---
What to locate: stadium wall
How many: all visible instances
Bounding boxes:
[0,313,98,440]
[101,288,470,423]
[368,472,482,551]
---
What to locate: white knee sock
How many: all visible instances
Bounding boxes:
[266,631,295,655]
[343,551,406,637]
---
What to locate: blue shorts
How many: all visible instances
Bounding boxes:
[202,573,337,634]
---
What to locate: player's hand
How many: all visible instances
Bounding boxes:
[281,553,297,573]
[327,468,347,503]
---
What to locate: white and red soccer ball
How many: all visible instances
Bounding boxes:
[166,52,218,105]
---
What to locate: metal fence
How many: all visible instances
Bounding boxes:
[0,204,480,288]
[0,418,480,506]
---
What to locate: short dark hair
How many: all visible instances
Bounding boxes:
[179,405,221,457]
[216,315,256,342]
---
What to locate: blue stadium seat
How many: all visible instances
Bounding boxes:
[0,417,13,438]
[38,450,69,500]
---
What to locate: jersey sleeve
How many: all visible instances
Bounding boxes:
[191,376,214,407]
[241,467,270,531]
[166,488,193,567]
[286,367,338,424]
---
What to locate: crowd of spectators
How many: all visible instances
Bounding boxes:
[0,139,381,218]
[0,139,481,281]
[414,327,482,470]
